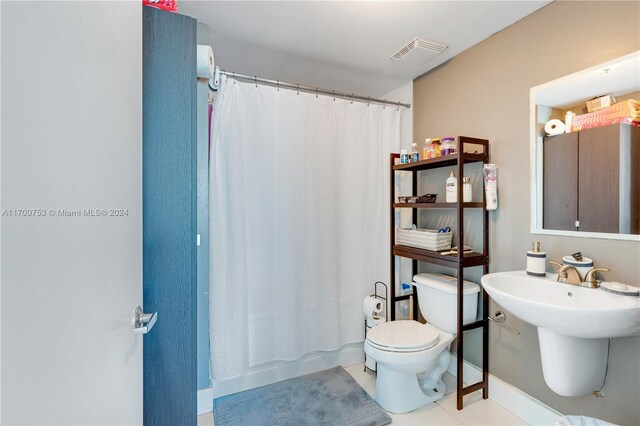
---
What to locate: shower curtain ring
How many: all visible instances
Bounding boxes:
[316,87,318,98]
[277,80,279,92]
[255,76,258,88]
[332,90,335,101]
[350,94,354,104]
[383,100,386,109]
[297,83,300,95]
[367,97,371,107]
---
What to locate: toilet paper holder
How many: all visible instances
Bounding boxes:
[370,281,387,315]
[364,281,388,373]
[364,281,387,324]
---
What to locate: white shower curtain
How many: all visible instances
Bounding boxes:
[209,76,401,381]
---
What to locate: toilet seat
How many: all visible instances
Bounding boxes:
[366,320,440,352]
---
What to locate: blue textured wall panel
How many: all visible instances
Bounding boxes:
[143,7,197,425]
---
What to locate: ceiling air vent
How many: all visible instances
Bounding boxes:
[391,38,448,64]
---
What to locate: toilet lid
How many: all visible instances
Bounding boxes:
[367,320,439,352]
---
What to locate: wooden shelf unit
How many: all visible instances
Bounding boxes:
[389,136,490,411]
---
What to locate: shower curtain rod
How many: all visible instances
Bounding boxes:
[216,69,411,109]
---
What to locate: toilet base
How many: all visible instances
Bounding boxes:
[376,364,446,414]
[374,350,450,414]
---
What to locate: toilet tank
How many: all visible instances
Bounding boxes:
[413,273,480,334]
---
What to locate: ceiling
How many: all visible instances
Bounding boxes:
[181,1,550,99]
[535,51,640,109]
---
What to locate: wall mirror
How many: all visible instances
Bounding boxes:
[530,51,640,241]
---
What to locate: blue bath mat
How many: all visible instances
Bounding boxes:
[213,366,391,426]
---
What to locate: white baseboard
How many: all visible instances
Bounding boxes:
[448,355,562,426]
[197,343,365,415]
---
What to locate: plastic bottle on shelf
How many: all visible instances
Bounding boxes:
[441,137,456,156]
[400,150,410,164]
[463,177,472,202]
[432,138,441,157]
[446,170,457,203]
[423,138,432,159]
[410,143,419,162]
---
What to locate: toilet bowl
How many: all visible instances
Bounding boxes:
[364,321,453,413]
[364,273,480,414]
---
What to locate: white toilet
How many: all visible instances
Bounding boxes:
[364,273,480,414]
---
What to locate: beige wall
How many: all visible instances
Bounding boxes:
[413,2,639,424]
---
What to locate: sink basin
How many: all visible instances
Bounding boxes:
[481,271,640,397]
[481,271,640,338]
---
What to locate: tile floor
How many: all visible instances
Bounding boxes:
[197,363,528,426]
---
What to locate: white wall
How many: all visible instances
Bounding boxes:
[383,82,415,318]
[383,82,413,150]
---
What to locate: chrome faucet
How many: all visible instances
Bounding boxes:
[549,261,610,288]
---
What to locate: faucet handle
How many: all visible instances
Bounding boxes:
[549,261,563,270]
[549,261,569,281]
[549,261,568,274]
[583,268,610,288]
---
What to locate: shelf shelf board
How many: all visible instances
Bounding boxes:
[393,153,487,172]
[393,202,484,209]
[393,244,487,268]
[462,319,486,332]
[394,294,413,301]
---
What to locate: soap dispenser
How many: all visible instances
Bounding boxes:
[527,242,546,277]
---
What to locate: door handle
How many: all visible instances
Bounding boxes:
[133,306,158,335]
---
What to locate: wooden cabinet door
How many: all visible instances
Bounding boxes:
[543,132,578,230]
[578,125,620,233]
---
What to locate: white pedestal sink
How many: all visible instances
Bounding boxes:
[481,271,640,397]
